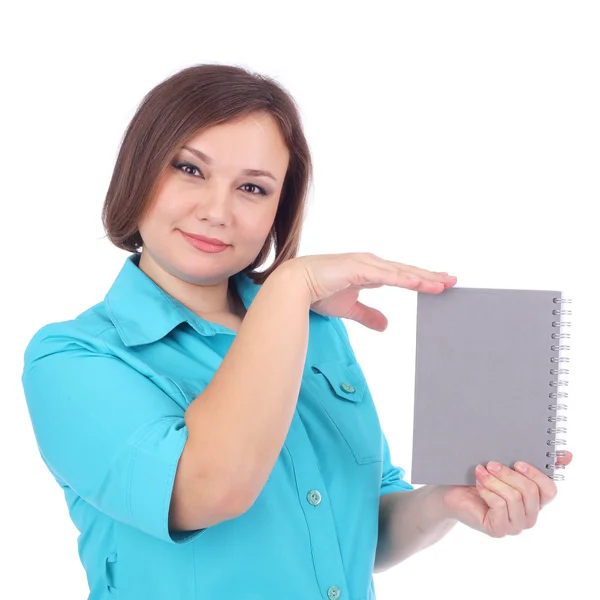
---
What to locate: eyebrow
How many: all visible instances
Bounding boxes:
[181,145,277,181]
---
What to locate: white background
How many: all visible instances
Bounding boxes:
[2,1,598,598]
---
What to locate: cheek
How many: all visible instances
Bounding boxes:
[143,192,188,229]
[155,190,189,218]
[242,204,278,240]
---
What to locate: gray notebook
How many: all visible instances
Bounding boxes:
[411,287,571,486]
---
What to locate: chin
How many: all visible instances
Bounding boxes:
[175,262,233,285]
[172,254,247,285]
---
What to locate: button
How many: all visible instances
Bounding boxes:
[340,382,355,394]
[307,490,322,506]
[328,585,341,600]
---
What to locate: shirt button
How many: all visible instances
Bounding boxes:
[328,585,342,600]
[340,382,355,394]
[307,490,322,506]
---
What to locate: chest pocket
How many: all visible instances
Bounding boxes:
[310,360,382,465]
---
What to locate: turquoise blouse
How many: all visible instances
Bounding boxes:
[22,252,413,600]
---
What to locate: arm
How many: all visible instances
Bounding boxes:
[175,262,312,528]
[374,485,458,573]
[374,453,574,572]
[22,261,312,542]
[23,254,447,541]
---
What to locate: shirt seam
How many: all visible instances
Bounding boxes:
[99,335,164,531]
[161,423,189,542]
[128,421,165,530]
[328,318,356,359]
[103,299,131,344]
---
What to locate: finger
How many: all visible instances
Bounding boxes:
[358,253,450,280]
[345,261,429,293]
[398,265,457,285]
[349,258,449,295]
[351,253,457,288]
[513,461,558,509]
[345,301,388,332]
[474,477,511,537]
[385,260,457,284]
[352,283,385,289]
[485,462,540,528]
[399,273,457,291]
[476,464,527,532]
[555,451,573,466]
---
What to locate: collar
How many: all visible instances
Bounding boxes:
[104,252,261,347]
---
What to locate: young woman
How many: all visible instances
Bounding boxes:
[22,63,572,599]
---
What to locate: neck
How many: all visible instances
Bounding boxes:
[138,250,242,319]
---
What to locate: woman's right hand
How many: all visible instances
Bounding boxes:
[281,253,457,331]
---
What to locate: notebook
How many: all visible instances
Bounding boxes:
[410,287,571,486]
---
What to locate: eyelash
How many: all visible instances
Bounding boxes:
[171,161,268,196]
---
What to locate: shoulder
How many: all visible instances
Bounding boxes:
[23,301,115,371]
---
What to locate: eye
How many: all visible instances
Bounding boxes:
[172,161,203,178]
[171,161,267,196]
[240,183,267,196]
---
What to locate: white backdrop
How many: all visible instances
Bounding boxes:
[2,1,598,598]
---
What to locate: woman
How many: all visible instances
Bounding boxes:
[22,63,572,599]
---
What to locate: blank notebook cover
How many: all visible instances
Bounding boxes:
[411,287,571,486]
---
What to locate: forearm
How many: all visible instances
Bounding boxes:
[185,262,311,509]
[374,485,458,572]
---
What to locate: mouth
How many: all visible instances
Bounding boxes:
[179,230,231,254]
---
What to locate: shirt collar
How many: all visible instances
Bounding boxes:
[104,252,262,347]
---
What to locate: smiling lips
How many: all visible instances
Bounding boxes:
[180,230,231,253]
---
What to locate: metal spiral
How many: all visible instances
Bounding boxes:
[546,298,571,481]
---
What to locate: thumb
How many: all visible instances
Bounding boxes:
[345,301,388,331]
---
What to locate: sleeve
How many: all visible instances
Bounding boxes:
[380,430,414,495]
[21,328,204,545]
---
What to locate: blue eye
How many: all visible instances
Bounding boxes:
[171,161,268,196]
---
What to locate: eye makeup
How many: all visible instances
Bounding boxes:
[170,157,269,196]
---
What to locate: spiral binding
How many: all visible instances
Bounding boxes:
[546,297,572,481]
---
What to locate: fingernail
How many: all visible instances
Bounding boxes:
[476,464,487,477]
[487,461,501,473]
[515,461,527,473]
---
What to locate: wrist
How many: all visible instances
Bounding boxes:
[430,485,459,523]
[270,259,312,307]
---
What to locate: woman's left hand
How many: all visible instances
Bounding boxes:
[441,451,573,537]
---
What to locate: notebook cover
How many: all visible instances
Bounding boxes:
[411,287,564,486]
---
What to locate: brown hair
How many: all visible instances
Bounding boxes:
[101,63,313,284]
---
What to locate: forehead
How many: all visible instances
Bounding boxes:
[184,112,287,156]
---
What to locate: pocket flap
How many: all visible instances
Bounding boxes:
[311,361,367,403]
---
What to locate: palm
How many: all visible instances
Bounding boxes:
[311,285,388,331]
[311,287,362,319]
[442,485,494,535]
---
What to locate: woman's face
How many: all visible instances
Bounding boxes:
[138,111,290,286]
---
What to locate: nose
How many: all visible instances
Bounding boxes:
[194,183,233,226]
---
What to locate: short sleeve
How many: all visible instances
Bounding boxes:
[380,430,414,495]
[21,327,203,544]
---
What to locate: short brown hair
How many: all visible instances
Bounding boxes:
[101,63,313,284]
